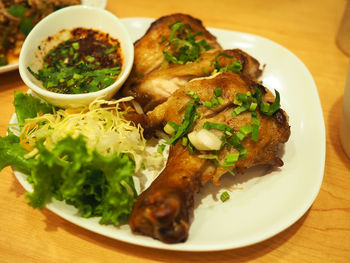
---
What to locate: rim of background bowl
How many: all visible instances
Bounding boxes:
[19,5,134,101]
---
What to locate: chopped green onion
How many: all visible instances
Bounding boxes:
[225,130,233,136]
[214,52,234,70]
[204,88,224,108]
[163,21,212,64]
[157,144,166,154]
[227,61,243,73]
[203,122,232,131]
[85,56,95,63]
[214,53,243,73]
[210,97,219,107]
[220,191,230,202]
[198,154,218,160]
[236,125,252,141]
[164,121,178,134]
[232,103,249,116]
[236,93,248,103]
[251,112,259,141]
[104,45,119,55]
[73,73,82,80]
[227,133,247,159]
[204,101,212,108]
[249,102,258,111]
[260,102,270,113]
[163,51,181,64]
[73,53,79,60]
[72,42,79,50]
[168,21,183,42]
[238,147,247,159]
[66,79,75,87]
[214,88,222,97]
[218,97,225,105]
[186,91,201,103]
[182,137,188,146]
[253,87,281,116]
[187,141,195,154]
[224,153,239,166]
[233,97,242,106]
[166,103,199,145]
[214,158,236,176]
[267,90,281,115]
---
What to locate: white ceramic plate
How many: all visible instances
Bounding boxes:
[0,0,107,74]
[11,18,325,251]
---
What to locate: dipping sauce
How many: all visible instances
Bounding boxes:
[28,27,122,94]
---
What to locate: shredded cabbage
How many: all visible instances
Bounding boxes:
[20,97,164,173]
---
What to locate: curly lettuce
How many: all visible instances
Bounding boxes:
[1,92,165,226]
[13,91,53,125]
[27,135,136,225]
[0,130,34,174]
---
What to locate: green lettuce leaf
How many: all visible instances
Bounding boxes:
[13,91,53,125]
[0,130,33,174]
[27,135,136,226]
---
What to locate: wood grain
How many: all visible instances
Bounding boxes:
[1,0,350,262]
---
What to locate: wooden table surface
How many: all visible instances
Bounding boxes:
[1,0,350,262]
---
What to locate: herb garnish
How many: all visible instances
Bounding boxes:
[166,102,200,146]
[253,87,281,116]
[214,52,243,73]
[162,21,212,64]
[220,191,230,202]
[233,88,281,117]
[164,85,281,177]
[165,91,202,154]
[28,32,122,94]
[204,88,225,108]
[203,121,252,160]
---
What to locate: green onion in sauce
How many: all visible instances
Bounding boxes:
[28,27,123,94]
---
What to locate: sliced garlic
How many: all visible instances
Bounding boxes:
[188,129,222,151]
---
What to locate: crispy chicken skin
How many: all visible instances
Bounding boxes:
[130,13,222,76]
[119,13,263,112]
[122,49,262,112]
[119,13,224,112]
[129,71,290,243]
[129,144,206,243]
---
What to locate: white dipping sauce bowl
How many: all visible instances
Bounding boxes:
[19,5,134,109]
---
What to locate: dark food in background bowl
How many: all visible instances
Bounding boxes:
[0,0,81,66]
[28,27,123,94]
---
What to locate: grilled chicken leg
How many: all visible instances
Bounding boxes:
[129,71,290,243]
